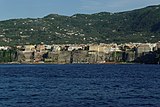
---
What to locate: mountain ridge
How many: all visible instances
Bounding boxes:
[0,4,160,46]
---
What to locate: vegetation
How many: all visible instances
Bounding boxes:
[134,49,160,64]
[0,49,17,63]
[0,5,160,46]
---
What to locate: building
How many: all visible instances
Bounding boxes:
[137,43,153,54]
[24,45,36,52]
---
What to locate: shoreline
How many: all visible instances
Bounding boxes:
[0,61,141,65]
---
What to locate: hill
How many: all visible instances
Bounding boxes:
[0,4,160,45]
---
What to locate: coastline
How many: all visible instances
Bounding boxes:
[0,61,137,65]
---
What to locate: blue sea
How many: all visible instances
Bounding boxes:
[0,64,160,107]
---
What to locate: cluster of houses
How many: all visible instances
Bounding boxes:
[2,41,157,64]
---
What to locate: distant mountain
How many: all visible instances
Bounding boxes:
[0,4,160,46]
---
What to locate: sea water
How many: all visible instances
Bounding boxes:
[0,64,160,107]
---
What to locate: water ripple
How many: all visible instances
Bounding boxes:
[0,64,160,107]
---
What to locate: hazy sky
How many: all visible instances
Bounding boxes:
[0,0,160,20]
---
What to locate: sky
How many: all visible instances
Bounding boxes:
[0,0,160,21]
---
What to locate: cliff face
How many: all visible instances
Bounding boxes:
[0,5,160,45]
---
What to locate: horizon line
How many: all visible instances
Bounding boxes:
[0,4,159,21]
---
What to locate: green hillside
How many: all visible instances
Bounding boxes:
[0,4,160,46]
